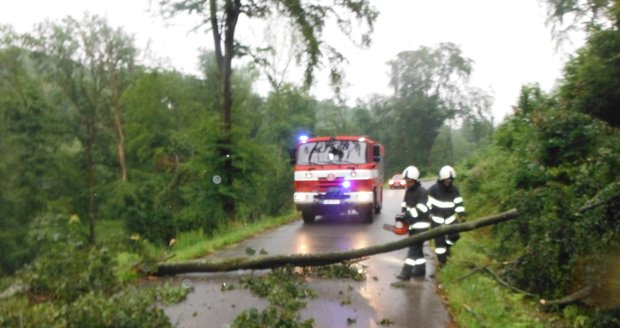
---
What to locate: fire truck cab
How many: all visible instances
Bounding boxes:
[292,135,384,223]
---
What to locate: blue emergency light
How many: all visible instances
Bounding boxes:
[298,135,309,143]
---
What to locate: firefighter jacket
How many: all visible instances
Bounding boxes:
[428,181,465,225]
[401,183,431,233]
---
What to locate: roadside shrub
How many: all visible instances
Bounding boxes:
[120,177,177,245]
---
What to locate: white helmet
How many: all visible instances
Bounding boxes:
[402,166,420,180]
[439,165,456,180]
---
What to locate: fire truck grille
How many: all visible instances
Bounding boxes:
[318,177,345,191]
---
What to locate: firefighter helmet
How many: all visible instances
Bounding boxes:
[439,165,456,180]
[402,166,420,180]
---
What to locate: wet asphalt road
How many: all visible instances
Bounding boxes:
[163,183,451,328]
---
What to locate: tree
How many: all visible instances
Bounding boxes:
[559,26,620,127]
[28,14,137,243]
[540,1,620,127]
[388,42,472,102]
[99,22,138,182]
[376,43,473,172]
[158,0,378,216]
[119,69,207,242]
[0,25,70,273]
[377,43,495,173]
[314,99,352,135]
[428,125,454,169]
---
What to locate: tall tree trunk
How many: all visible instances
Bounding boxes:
[109,67,128,182]
[112,91,127,181]
[86,120,96,244]
[211,0,241,216]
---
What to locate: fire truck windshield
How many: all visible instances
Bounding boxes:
[297,140,367,165]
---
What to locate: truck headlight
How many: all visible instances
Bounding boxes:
[358,192,373,202]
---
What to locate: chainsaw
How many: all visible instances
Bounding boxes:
[383,213,409,235]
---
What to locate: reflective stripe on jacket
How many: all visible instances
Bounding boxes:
[401,183,431,232]
[428,182,465,221]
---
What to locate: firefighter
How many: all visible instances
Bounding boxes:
[396,165,431,280]
[428,165,466,265]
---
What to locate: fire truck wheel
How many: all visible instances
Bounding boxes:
[361,205,375,223]
[374,190,382,214]
[302,210,316,223]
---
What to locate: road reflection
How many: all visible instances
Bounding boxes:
[293,221,372,254]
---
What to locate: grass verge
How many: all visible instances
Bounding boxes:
[170,211,300,261]
[437,231,556,327]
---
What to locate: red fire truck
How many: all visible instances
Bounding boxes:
[292,135,384,223]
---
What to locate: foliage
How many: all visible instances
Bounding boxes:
[233,266,316,328]
[119,69,206,242]
[116,177,177,244]
[0,288,173,328]
[114,251,143,283]
[25,244,117,303]
[152,281,193,305]
[0,27,80,274]
[542,0,618,40]
[9,13,142,246]
[256,85,317,150]
[456,82,620,325]
[232,262,373,327]
[560,27,620,127]
[232,306,314,328]
[428,126,454,170]
[240,266,316,312]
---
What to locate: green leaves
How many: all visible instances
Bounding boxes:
[460,73,620,327]
[560,28,620,127]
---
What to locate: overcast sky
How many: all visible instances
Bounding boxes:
[1,0,584,122]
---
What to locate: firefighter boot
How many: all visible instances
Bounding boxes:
[411,263,426,277]
[396,264,414,280]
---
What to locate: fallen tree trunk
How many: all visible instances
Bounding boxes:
[156,208,519,276]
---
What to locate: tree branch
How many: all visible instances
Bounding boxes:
[578,181,620,212]
[483,267,537,297]
[538,286,592,311]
